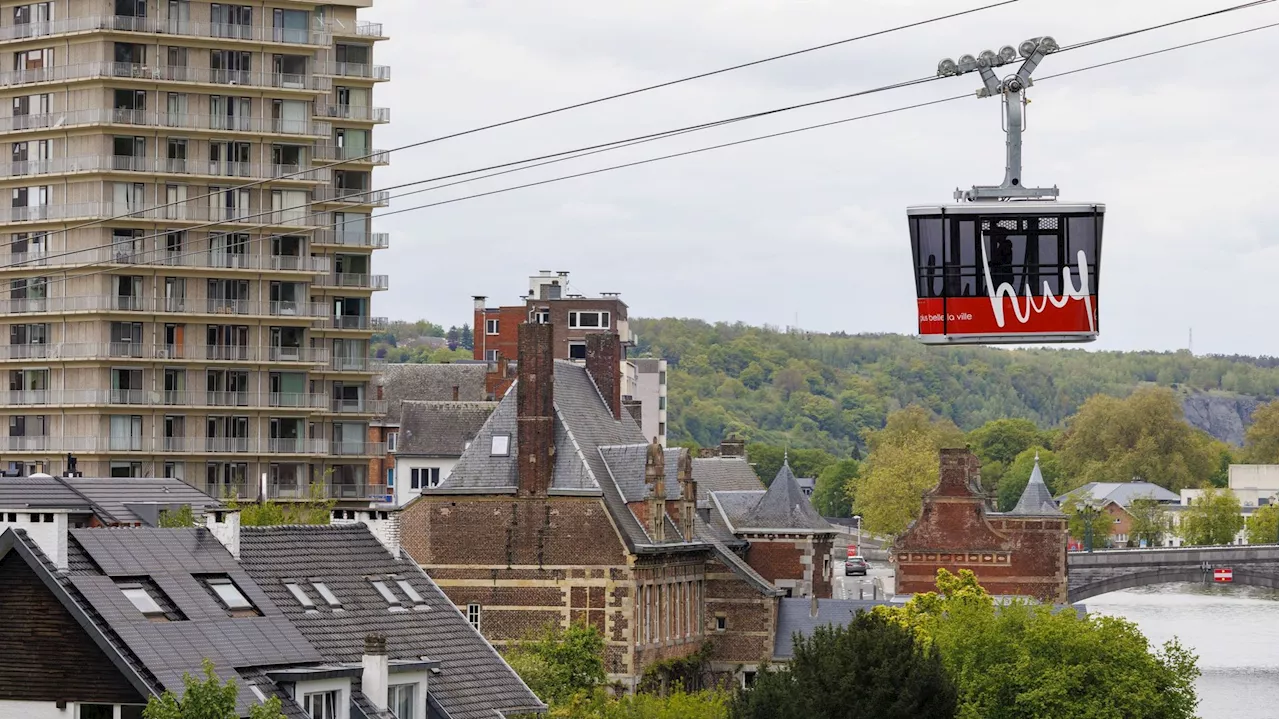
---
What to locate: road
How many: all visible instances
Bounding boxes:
[833,557,895,600]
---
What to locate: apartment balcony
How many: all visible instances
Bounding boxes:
[0,295,332,320]
[327,355,386,373]
[0,389,329,410]
[205,481,251,501]
[328,398,389,415]
[325,316,388,331]
[0,15,332,46]
[0,342,330,365]
[328,20,388,40]
[314,104,390,123]
[0,108,332,138]
[313,145,390,165]
[89,247,331,274]
[0,154,331,184]
[0,202,328,228]
[313,186,390,207]
[331,441,386,456]
[311,231,389,249]
[320,63,391,81]
[0,62,332,93]
[313,274,389,291]
[266,481,390,501]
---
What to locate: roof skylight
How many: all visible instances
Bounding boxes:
[284,582,316,610]
[205,577,254,611]
[120,585,164,617]
[312,582,342,608]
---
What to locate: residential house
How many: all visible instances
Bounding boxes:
[0,489,542,719]
[392,400,497,504]
[1055,480,1181,548]
[400,323,834,688]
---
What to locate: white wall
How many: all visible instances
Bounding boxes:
[291,678,351,719]
[633,359,667,447]
[0,510,67,569]
[0,702,143,719]
[393,457,458,505]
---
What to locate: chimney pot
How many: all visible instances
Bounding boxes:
[362,633,389,711]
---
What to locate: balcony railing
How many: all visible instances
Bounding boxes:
[312,145,390,164]
[0,15,332,45]
[0,294,331,319]
[0,342,330,364]
[311,231,389,248]
[322,63,391,81]
[326,20,386,39]
[0,389,329,409]
[331,441,387,456]
[328,398,389,414]
[314,274,389,290]
[313,186,390,207]
[0,154,330,183]
[328,356,387,373]
[0,108,332,137]
[86,248,330,274]
[314,104,390,123]
[205,481,252,500]
[0,62,332,92]
[0,201,329,227]
[266,480,389,500]
[327,316,388,331]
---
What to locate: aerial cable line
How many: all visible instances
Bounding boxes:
[28,22,1276,291]
[5,0,1270,262]
[7,0,1020,247]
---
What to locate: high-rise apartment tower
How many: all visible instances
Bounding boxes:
[0,0,390,501]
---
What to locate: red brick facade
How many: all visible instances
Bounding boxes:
[894,449,1068,603]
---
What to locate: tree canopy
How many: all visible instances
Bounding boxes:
[1178,487,1244,546]
[996,447,1063,512]
[873,570,1200,719]
[730,611,957,719]
[850,407,963,537]
[1242,400,1279,463]
[1245,503,1279,545]
[812,459,859,517]
[503,623,607,707]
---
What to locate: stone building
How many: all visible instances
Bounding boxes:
[894,449,1068,603]
[400,323,833,687]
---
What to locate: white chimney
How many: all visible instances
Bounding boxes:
[206,510,241,560]
[359,510,401,558]
[362,634,389,711]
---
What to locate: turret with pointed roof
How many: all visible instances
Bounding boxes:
[734,459,832,532]
[1008,454,1063,516]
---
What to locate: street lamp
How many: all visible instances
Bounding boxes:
[1079,501,1102,553]
[853,514,862,556]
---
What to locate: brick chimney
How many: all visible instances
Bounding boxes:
[678,449,696,542]
[362,633,389,711]
[719,437,746,457]
[585,333,621,419]
[644,438,666,542]
[517,323,556,497]
[936,448,982,498]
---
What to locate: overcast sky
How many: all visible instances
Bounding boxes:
[360,0,1278,357]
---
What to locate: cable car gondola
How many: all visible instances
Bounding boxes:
[908,38,1105,345]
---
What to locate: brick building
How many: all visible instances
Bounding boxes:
[894,449,1068,603]
[400,323,833,687]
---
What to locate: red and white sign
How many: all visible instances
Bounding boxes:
[918,295,1098,337]
[847,546,859,559]
[1213,568,1233,583]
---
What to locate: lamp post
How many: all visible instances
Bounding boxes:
[1080,501,1102,553]
[852,514,863,557]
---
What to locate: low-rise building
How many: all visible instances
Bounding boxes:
[0,480,542,719]
[392,400,497,504]
[1056,481,1181,548]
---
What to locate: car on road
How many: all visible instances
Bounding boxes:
[845,555,868,576]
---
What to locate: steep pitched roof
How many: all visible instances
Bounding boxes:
[396,401,498,457]
[0,474,92,510]
[60,477,224,525]
[773,598,893,659]
[691,457,765,507]
[237,525,544,719]
[378,363,489,420]
[736,461,832,532]
[1008,456,1063,516]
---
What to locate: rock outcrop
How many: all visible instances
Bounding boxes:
[1181,392,1265,446]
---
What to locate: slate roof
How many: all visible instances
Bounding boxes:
[237,524,545,719]
[378,363,489,420]
[1055,481,1181,507]
[397,401,498,457]
[0,474,91,509]
[1007,457,1062,516]
[735,461,832,532]
[773,598,892,659]
[690,457,765,507]
[0,475,222,526]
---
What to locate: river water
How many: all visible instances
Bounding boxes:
[1086,583,1279,719]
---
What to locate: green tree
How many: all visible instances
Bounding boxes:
[851,407,966,537]
[459,323,474,351]
[874,570,1199,719]
[157,504,197,528]
[503,623,607,706]
[143,659,285,719]
[1245,503,1279,544]
[729,611,956,719]
[812,460,859,517]
[745,444,836,486]
[866,406,966,453]
[1179,487,1244,546]
[996,447,1063,512]
[1058,494,1114,549]
[967,419,1052,493]
[548,689,727,719]
[1057,388,1221,493]
[1242,400,1279,463]
[229,483,334,526]
[1128,497,1171,547]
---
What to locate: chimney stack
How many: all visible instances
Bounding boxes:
[645,439,666,542]
[585,333,622,419]
[719,437,745,458]
[678,449,696,542]
[622,398,643,426]
[362,634,389,711]
[517,323,556,497]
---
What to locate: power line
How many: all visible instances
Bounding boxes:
[6,0,1021,248]
[23,21,1275,293]
[7,0,1272,269]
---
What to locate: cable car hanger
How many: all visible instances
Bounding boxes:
[937,38,1062,202]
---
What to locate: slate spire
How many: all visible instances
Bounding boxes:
[1010,454,1062,516]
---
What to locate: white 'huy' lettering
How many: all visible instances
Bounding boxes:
[981,241,1094,332]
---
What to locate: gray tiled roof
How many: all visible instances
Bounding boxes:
[379,364,489,420]
[61,477,223,525]
[237,525,544,719]
[1008,458,1063,516]
[598,445,684,502]
[691,457,765,507]
[738,462,832,532]
[397,401,498,457]
[1055,481,1181,507]
[773,598,892,659]
[0,474,92,510]
[709,490,766,531]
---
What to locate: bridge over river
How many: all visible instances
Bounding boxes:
[1066,544,1279,603]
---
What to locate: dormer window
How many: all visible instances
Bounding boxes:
[490,434,510,456]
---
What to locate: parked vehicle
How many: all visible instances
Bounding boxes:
[845,555,868,576]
